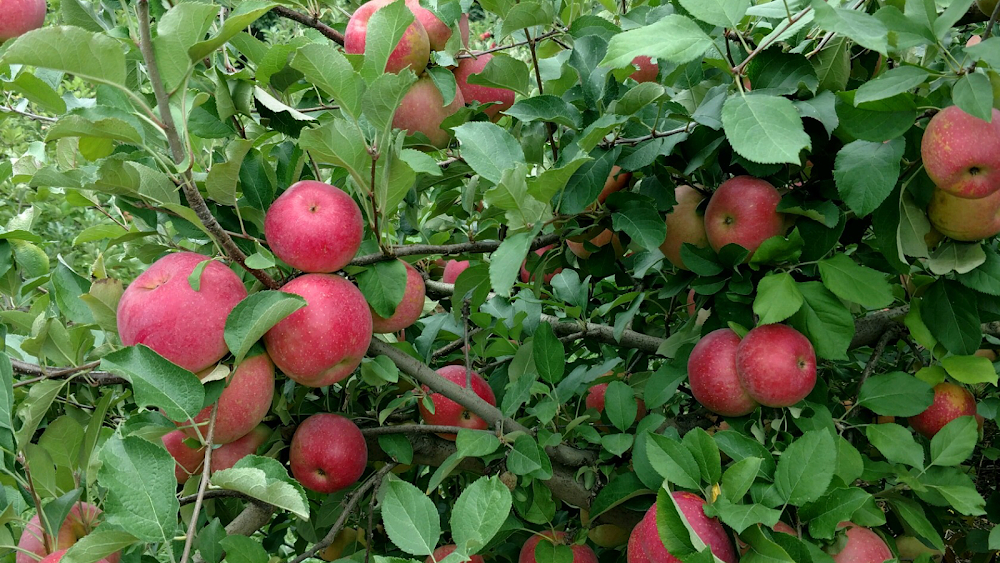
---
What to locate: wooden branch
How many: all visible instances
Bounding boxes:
[606,123,695,148]
[849,306,909,350]
[10,359,127,387]
[359,424,481,436]
[349,233,562,267]
[272,6,345,45]
[180,403,218,563]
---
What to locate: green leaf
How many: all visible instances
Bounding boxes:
[2,26,126,85]
[774,430,835,505]
[51,260,93,325]
[888,497,945,551]
[455,429,501,457]
[61,530,140,563]
[205,140,253,206]
[866,423,924,467]
[504,96,582,129]
[489,231,535,298]
[817,254,894,309]
[788,282,855,360]
[722,94,811,165]
[211,455,309,519]
[711,498,781,535]
[15,380,67,448]
[753,272,804,324]
[646,433,701,489]
[744,50,819,96]
[677,0,749,27]
[361,0,416,80]
[219,535,269,563]
[152,3,218,92]
[800,488,872,539]
[857,371,935,417]
[198,519,227,563]
[605,381,638,431]
[190,1,278,61]
[507,435,552,479]
[378,434,414,464]
[98,435,179,543]
[811,0,888,54]
[224,291,306,364]
[927,241,987,276]
[612,205,667,250]
[854,65,929,105]
[941,355,999,385]
[600,15,713,69]
[291,44,364,119]
[357,260,409,319]
[381,478,442,556]
[928,484,986,515]
[929,416,979,467]
[682,428,721,485]
[833,139,905,218]
[451,475,512,553]
[722,457,762,502]
[499,1,555,38]
[99,346,204,423]
[965,37,1000,68]
[532,323,564,383]
[466,53,530,96]
[920,280,981,356]
[589,473,650,519]
[454,122,526,185]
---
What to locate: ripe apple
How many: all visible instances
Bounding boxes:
[584,382,647,420]
[630,56,659,83]
[568,229,625,259]
[162,429,205,484]
[736,324,816,408]
[425,545,485,563]
[210,424,272,473]
[264,274,372,387]
[178,353,274,445]
[660,185,709,270]
[453,53,514,121]
[117,252,247,373]
[638,492,737,563]
[518,531,598,563]
[289,413,368,493]
[520,245,563,284]
[371,261,426,333]
[404,0,457,51]
[627,523,652,563]
[344,0,430,75]
[264,180,364,273]
[907,382,978,438]
[920,106,1000,199]
[418,365,496,440]
[687,328,759,417]
[0,0,46,41]
[977,0,998,16]
[926,186,1000,241]
[704,176,786,259]
[829,524,892,563]
[442,259,470,283]
[17,503,120,563]
[393,75,466,149]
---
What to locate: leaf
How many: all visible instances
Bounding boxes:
[682,428,722,485]
[677,0,750,27]
[100,345,204,423]
[219,535,269,563]
[507,435,552,479]
[466,53,530,96]
[532,323,565,383]
[817,254,894,309]
[800,488,872,539]
[600,15,713,69]
[722,94,811,165]
[499,0,554,38]
[589,473,650,519]
[753,272,804,324]
[941,354,999,385]
[612,205,667,249]
[712,499,782,535]
[722,457,762,503]
[454,122,526,185]
[929,416,978,467]
[605,381,638,431]
[833,139,905,218]
[61,530,140,563]
[378,434,413,465]
[645,433,701,489]
[455,430,501,457]
[1,26,126,85]
[774,430,835,505]
[224,291,306,363]
[291,44,364,119]
[504,96,582,129]
[811,0,888,53]
[953,69,995,122]
[857,372,935,416]
[920,280,981,356]
[887,497,945,551]
[381,478,442,556]
[928,241,987,276]
[98,435,179,543]
[357,260,409,319]
[489,231,535,298]
[211,456,309,519]
[450,476,512,553]
[190,1,278,61]
[788,282,855,360]
[854,65,929,104]
[866,423,924,467]
[15,380,67,449]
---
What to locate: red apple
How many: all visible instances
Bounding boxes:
[178,353,274,445]
[263,274,372,388]
[567,229,624,259]
[289,413,368,493]
[0,0,45,41]
[453,53,515,121]
[659,185,709,270]
[629,56,659,83]
[418,365,496,440]
[17,504,120,563]
[518,531,598,563]
[829,524,892,563]
[704,176,785,260]
[735,324,816,408]
[627,523,652,563]
[425,545,485,563]
[441,259,470,284]
[687,328,758,417]
[117,252,247,372]
[907,382,978,438]
[264,180,364,273]
[404,0,455,51]
[344,0,430,75]
[596,166,632,205]
[926,186,1000,241]
[920,106,1000,199]
[372,261,426,333]
[393,75,466,149]
[210,424,272,473]
[638,492,737,563]
[520,245,563,284]
[162,430,205,484]
[584,383,647,420]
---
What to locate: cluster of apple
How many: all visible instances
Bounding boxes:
[16,503,120,563]
[921,106,1000,242]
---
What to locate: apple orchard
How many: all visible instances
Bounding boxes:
[2,0,1000,561]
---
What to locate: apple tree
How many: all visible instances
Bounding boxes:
[0,0,998,562]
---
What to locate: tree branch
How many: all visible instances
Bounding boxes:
[349,233,562,267]
[605,123,695,148]
[359,424,482,436]
[180,403,218,563]
[10,359,127,387]
[272,6,345,45]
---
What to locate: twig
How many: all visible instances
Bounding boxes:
[359,425,485,436]
[984,0,1000,40]
[180,404,218,563]
[857,326,901,395]
[10,359,127,387]
[349,232,561,266]
[178,489,254,506]
[0,105,56,123]
[606,123,695,148]
[432,328,483,358]
[272,6,345,45]
[456,30,564,58]
[524,27,558,162]
[733,7,814,75]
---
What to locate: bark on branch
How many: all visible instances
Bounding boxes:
[272,6,345,45]
[350,233,562,267]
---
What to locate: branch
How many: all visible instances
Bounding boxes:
[849,306,909,350]
[0,105,56,123]
[605,123,695,148]
[359,424,480,436]
[984,0,1000,40]
[10,359,127,387]
[857,325,902,395]
[349,233,562,267]
[733,7,813,75]
[272,6,345,45]
[455,30,564,59]
[180,403,219,563]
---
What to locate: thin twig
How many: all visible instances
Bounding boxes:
[524,27,558,162]
[272,6,345,45]
[0,105,56,123]
[456,30,563,58]
[432,328,483,358]
[984,0,1000,40]
[733,7,814,75]
[606,123,695,148]
[857,326,901,396]
[180,404,219,563]
[349,232,561,266]
[359,425,487,436]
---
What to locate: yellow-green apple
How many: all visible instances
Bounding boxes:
[704,176,786,259]
[442,259,470,283]
[638,492,737,563]
[263,274,372,387]
[926,186,1000,241]
[688,328,759,417]
[584,382,647,420]
[17,503,120,563]
[393,75,465,149]
[829,524,892,563]
[210,424,272,473]
[162,430,205,484]
[977,0,998,16]
[344,0,430,75]
[659,185,709,270]
[453,53,515,121]
[264,180,364,273]
[896,536,943,561]
[289,413,367,493]
[920,106,1000,199]
[735,324,816,408]
[568,229,624,259]
[597,166,632,205]
[425,545,485,563]
[518,531,598,563]
[907,382,978,438]
[371,261,425,333]
[520,245,563,284]
[630,56,658,83]
[0,0,45,41]
[627,523,651,563]
[418,365,496,440]
[117,252,247,372]
[177,353,274,444]
[404,0,460,51]
[589,524,630,548]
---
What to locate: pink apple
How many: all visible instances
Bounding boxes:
[211,424,272,473]
[0,0,46,41]
[584,383,647,420]
[393,75,466,148]
[926,186,1000,241]
[704,176,786,260]
[687,328,758,417]
[418,365,496,440]
[518,531,598,563]
[920,106,1000,199]
[264,180,364,273]
[453,53,515,120]
[442,259,470,284]
[829,524,892,563]
[117,252,247,372]
[425,545,485,563]
[639,492,737,563]
[162,430,205,484]
[660,185,709,270]
[372,261,426,333]
[627,523,652,563]
[630,56,658,83]
[264,274,372,387]
[520,245,563,284]
[735,324,817,408]
[17,504,121,563]
[344,0,430,75]
[908,382,978,438]
[177,353,274,445]
[289,413,367,493]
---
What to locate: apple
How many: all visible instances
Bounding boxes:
[588,524,630,547]
[321,528,366,562]
[660,186,709,270]
[117,252,247,373]
[584,382,647,420]
[735,324,816,408]
[704,176,786,260]
[520,245,563,284]
[627,523,652,563]
[593,166,632,206]
[926,186,1000,241]
[344,0,430,75]
[404,0,459,51]
[453,53,515,121]
[829,524,892,563]
[162,429,205,484]
[687,328,759,417]
[264,274,372,387]
[289,413,368,493]
[896,536,943,561]
[907,382,978,438]
[371,261,426,333]
[393,75,466,149]
[425,545,485,563]
[568,229,624,259]
[17,503,120,563]
[210,424,272,473]
[630,56,659,83]
[418,365,496,440]
[0,0,46,42]
[977,0,998,16]
[264,180,364,273]
[974,348,997,361]
[921,105,1000,199]
[638,492,737,563]
[518,531,598,563]
[442,259,470,283]
[177,353,274,445]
